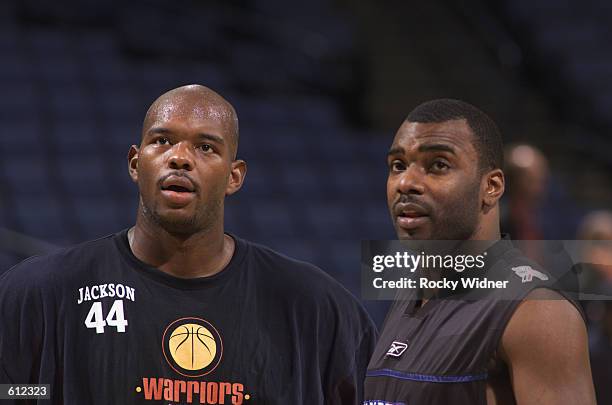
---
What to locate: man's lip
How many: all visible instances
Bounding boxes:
[160,189,196,206]
[160,175,196,192]
[395,202,429,217]
[396,215,430,230]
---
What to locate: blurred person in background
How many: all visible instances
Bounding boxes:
[502,144,549,241]
[578,210,612,404]
[578,210,612,288]
[502,144,580,294]
[502,143,582,242]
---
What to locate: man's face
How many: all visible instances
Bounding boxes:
[130,98,238,235]
[386,119,483,240]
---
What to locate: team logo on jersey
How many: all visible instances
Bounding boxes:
[511,266,549,283]
[162,317,223,377]
[386,341,408,358]
[363,401,406,405]
[136,318,250,403]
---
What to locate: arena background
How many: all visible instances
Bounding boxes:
[1,0,611,400]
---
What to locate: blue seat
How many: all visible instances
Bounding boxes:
[73,196,122,239]
[279,164,322,196]
[15,195,68,242]
[263,238,321,265]
[57,154,111,197]
[0,52,33,82]
[96,87,142,120]
[2,120,45,154]
[305,201,351,237]
[237,161,275,198]
[49,84,94,119]
[250,200,296,237]
[40,59,82,84]
[28,29,71,56]
[54,119,99,155]
[0,84,38,116]
[2,155,52,196]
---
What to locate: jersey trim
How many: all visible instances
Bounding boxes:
[366,368,488,383]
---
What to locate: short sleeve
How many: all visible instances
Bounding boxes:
[0,262,45,385]
[323,290,378,405]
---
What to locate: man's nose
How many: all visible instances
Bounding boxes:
[168,142,194,171]
[397,164,425,195]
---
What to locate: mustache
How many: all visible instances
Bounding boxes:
[394,194,432,213]
[158,171,198,191]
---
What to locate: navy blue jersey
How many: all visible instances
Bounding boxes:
[0,230,377,404]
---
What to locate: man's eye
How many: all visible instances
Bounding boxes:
[431,160,450,172]
[389,161,406,172]
[156,137,169,145]
[200,144,213,152]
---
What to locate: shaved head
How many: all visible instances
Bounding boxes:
[142,84,239,157]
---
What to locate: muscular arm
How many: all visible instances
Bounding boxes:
[500,288,596,405]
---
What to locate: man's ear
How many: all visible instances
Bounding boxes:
[482,168,505,209]
[226,160,247,196]
[128,145,139,183]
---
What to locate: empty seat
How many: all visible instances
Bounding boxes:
[54,119,99,155]
[73,196,122,239]
[304,201,352,237]
[57,154,111,197]
[249,201,296,237]
[14,195,68,241]
[2,155,52,196]
[1,120,45,155]
[48,84,94,119]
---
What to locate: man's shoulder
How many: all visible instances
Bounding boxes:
[241,237,367,308]
[243,238,339,287]
[241,237,377,340]
[489,243,554,293]
[501,289,588,368]
[0,232,119,287]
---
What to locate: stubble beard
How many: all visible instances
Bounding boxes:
[140,195,222,237]
[429,179,482,241]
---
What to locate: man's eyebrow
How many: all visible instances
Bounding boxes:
[418,143,456,155]
[197,133,225,144]
[387,146,405,157]
[146,127,172,137]
[145,127,225,144]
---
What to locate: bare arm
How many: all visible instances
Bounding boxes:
[500,288,596,405]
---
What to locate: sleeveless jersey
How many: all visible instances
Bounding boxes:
[363,237,581,405]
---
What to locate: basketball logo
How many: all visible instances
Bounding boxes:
[162,317,223,377]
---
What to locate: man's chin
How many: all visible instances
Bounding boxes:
[149,209,201,235]
[395,226,431,241]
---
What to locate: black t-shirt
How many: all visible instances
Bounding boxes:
[363,237,583,405]
[0,230,377,404]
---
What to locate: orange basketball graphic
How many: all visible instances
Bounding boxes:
[168,323,217,370]
[162,317,223,377]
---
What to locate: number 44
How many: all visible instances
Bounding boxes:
[84,300,128,334]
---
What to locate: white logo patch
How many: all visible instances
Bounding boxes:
[386,341,408,357]
[511,265,549,283]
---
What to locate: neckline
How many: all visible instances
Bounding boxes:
[113,228,247,290]
[403,235,514,316]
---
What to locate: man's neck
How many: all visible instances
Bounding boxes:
[128,215,234,279]
[469,216,501,241]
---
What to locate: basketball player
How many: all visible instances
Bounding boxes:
[363,99,596,404]
[0,85,377,404]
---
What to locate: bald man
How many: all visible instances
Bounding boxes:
[0,85,377,404]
